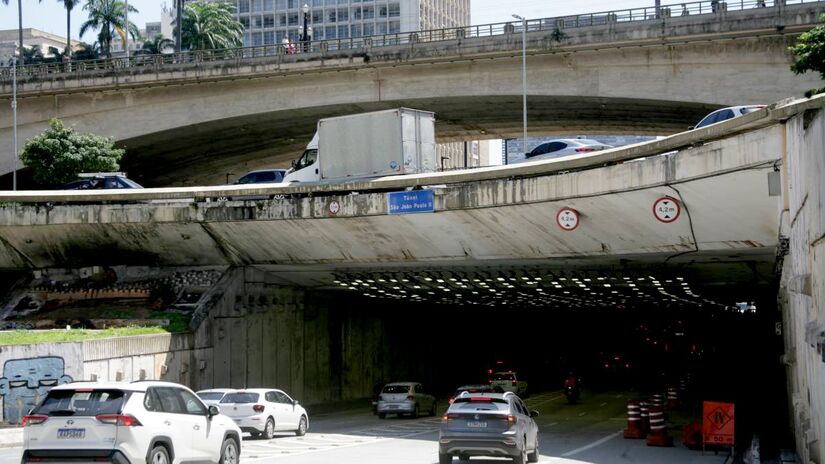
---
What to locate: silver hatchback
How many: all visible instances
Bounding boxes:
[438,392,539,464]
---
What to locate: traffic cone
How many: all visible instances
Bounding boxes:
[623,400,645,439]
[645,405,674,447]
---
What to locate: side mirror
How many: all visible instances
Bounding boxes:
[208,405,220,417]
[291,160,297,169]
[530,410,539,418]
[687,126,695,130]
[293,400,300,406]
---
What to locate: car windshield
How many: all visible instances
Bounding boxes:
[221,392,259,403]
[119,178,143,188]
[493,373,515,381]
[35,389,126,416]
[382,385,410,394]
[197,392,226,401]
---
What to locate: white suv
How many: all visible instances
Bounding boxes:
[21,381,242,464]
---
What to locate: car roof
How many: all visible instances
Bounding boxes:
[456,384,490,389]
[243,169,287,175]
[225,388,282,393]
[455,391,516,401]
[196,388,234,394]
[51,380,190,392]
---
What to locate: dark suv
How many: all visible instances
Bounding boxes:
[439,392,539,464]
[60,173,143,190]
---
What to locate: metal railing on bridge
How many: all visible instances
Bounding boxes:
[0,0,816,82]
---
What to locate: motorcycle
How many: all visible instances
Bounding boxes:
[564,384,580,404]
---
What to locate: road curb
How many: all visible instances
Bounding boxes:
[0,428,22,448]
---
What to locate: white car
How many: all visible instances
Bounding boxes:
[21,381,241,464]
[692,105,766,129]
[219,389,308,439]
[197,388,234,406]
[490,371,528,396]
[524,139,613,161]
[376,382,438,419]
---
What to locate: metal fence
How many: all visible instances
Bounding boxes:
[0,0,817,82]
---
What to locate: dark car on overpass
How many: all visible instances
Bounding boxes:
[60,172,143,190]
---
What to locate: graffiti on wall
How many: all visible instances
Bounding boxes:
[0,357,73,424]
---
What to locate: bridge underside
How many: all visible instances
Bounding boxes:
[113,96,715,187]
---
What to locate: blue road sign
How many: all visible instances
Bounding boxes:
[387,190,435,215]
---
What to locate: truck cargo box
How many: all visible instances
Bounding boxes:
[318,108,437,180]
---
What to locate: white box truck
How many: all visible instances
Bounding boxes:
[284,108,437,183]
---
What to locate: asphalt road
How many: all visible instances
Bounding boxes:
[0,390,730,464]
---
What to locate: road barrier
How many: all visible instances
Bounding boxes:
[645,405,674,447]
[667,386,679,409]
[623,400,645,439]
[639,400,650,433]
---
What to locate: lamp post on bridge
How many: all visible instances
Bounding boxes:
[299,4,312,52]
[11,54,18,191]
[512,14,527,159]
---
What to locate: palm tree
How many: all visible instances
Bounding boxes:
[180,1,243,51]
[139,34,173,54]
[80,0,139,58]
[59,0,82,56]
[72,41,101,60]
[2,0,44,65]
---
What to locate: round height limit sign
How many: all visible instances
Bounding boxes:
[556,208,580,231]
[653,196,681,223]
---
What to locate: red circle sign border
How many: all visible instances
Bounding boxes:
[652,196,681,223]
[556,207,580,231]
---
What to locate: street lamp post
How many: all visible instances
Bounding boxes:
[512,14,527,158]
[125,0,129,59]
[11,56,18,191]
[300,4,310,52]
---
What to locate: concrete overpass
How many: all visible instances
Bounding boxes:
[0,0,823,186]
[0,96,823,460]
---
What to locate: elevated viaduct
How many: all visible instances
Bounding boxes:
[0,0,823,186]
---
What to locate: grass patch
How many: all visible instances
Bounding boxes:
[0,326,172,346]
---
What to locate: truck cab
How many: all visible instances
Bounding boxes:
[284,133,319,183]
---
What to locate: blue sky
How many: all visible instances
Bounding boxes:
[1,0,654,44]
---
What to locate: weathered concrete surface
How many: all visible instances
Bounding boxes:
[0,333,193,424]
[0,122,784,275]
[779,105,825,464]
[0,3,822,186]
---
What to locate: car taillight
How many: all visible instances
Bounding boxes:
[22,415,48,427]
[96,414,142,426]
[442,413,459,421]
[253,404,265,413]
[448,397,454,404]
[512,380,518,386]
[507,415,517,425]
[575,147,595,153]
[406,395,414,401]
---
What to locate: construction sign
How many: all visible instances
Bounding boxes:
[703,401,735,446]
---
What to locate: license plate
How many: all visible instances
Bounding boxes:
[388,405,398,409]
[57,428,85,439]
[466,421,487,428]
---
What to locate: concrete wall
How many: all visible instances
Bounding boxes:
[780,106,825,463]
[191,267,392,404]
[0,333,194,424]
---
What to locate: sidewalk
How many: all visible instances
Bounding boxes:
[0,428,22,448]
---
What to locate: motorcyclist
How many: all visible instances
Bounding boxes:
[564,372,580,403]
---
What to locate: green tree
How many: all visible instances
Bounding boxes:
[71,42,101,60]
[59,0,82,55]
[138,34,173,54]
[790,14,825,96]
[180,0,243,51]
[80,0,140,58]
[1,0,43,65]
[20,119,125,186]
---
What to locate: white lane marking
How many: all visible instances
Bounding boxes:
[545,422,558,427]
[577,412,587,417]
[559,430,623,457]
[615,394,624,398]
[241,427,439,462]
[600,402,608,407]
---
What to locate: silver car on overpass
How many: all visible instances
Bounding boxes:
[438,391,539,464]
